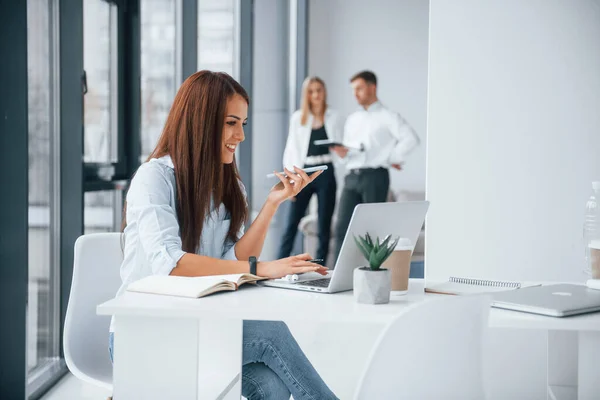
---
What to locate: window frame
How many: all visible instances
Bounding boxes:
[83,0,141,189]
[24,0,65,395]
[0,0,30,398]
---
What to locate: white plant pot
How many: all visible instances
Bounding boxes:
[353,267,391,304]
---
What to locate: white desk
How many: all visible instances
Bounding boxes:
[97,280,600,400]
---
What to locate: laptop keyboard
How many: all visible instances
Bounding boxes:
[301,278,331,288]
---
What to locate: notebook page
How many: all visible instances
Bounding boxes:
[426,281,515,295]
[127,275,235,298]
[217,274,247,284]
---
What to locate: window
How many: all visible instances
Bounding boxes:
[198,0,241,168]
[198,0,237,76]
[140,0,177,159]
[26,0,62,393]
[84,190,124,234]
[83,0,118,164]
[2,1,252,395]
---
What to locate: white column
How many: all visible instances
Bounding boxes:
[547,330,578,400]
[578,331,600,400]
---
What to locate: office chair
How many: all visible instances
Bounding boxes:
[64,233,123,392]
[354,295,490,399]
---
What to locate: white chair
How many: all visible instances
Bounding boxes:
[64,233,123,391]
[354,295,490,399]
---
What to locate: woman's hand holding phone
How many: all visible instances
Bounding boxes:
[266,166,323,206]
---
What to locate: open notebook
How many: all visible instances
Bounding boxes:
[425,276,540,295]
[127,274,266,298]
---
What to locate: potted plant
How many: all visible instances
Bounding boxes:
[353,232,399,304]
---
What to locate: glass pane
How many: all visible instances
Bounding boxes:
[83,0,118,163]
[27,0,59,375]
[140,0,177,159]
[84,191,122,234]
[198,0,236,76]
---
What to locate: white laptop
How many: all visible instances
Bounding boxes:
[260,201,429,293]
[491,283,600,317]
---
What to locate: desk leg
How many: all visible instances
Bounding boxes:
[547,330,578,400]
[578,331,600,400]
[113,316,242,400]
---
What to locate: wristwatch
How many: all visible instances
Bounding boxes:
[249,256,257,275]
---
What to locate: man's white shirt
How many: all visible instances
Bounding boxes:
[342,101,419,170]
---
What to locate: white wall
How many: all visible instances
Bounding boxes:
[252,0,289,213]
[308,0,429,193]
[286,8,429,394]
[426,0,600,283]
[427,1,600,399]
[251,0,307,261]
[300,3,430,397]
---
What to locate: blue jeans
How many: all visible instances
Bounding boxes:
[109,320,337,400]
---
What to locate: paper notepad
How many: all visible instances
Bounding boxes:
[425,276,540,295]
[127,274,266,298]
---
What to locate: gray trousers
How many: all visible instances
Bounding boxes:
[334,167,390,263]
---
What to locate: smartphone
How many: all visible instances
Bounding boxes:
[266,165,328,178]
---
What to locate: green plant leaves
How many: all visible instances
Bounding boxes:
[354,232,400,271]
[380,234,392,250]
[369,250,382,270]
[353,235,371,261]
[365,232,373,247]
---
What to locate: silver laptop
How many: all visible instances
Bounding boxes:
[260,201,429,293]
[491,284,600,317]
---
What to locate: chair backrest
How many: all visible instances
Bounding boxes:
[64,233,123,389]
[354,295,490,400]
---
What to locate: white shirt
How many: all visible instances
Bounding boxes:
[342,101,419,170]
[282,108,343,170]
[109,155,245,332]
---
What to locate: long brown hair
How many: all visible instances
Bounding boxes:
[124,71,249,253]
[300,76,327,126]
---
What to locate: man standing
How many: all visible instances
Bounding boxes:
[332,70,419,261]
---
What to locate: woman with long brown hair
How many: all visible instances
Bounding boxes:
[279,76,342,265]
[108,71,338,399]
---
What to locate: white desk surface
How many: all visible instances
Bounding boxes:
[97,279,600,331]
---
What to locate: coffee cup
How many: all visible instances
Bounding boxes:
[589,240,600,279]
[382,238,413,295]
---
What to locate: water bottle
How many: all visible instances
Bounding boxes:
[583,181,600,277]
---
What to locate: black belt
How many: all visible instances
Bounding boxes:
[349,167,387,175]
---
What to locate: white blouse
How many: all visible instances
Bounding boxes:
[282,108,344,170]
[109,155,245,332]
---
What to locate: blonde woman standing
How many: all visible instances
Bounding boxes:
[279,77,343,264]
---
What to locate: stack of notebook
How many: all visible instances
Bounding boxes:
[425,276,540,295]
